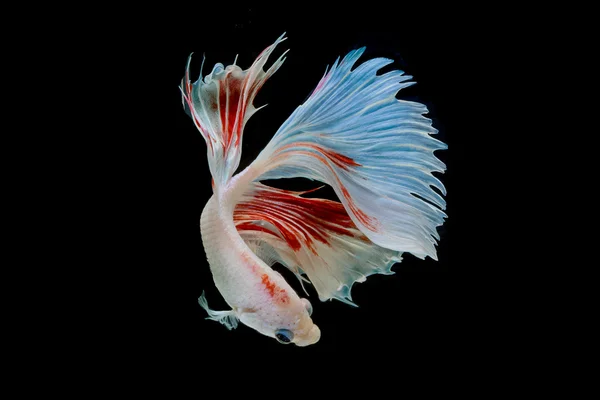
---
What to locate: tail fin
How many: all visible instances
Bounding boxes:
[250,47,447,260]
[180,34,288,187]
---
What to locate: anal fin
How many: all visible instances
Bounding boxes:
[234,183,402,305]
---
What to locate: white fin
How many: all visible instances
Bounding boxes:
[198,291,239,330]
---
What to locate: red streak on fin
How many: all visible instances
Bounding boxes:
[217,70,244,152]
[236,222,279,237]
[278,142,361,171]
[218,81,228,147]
[323,148,361,170]
[271,142,377,232]
[312,69,332,95]
[341,186,377,231]
[235,185,365,255]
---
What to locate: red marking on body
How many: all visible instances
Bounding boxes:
[261,273,289,304]
[261,274,276,296]
[241,252,260,273]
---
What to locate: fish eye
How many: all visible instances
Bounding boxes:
[301,298,313,316]
[274,329,294,344]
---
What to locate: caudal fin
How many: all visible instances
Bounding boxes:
[180,34,288,187]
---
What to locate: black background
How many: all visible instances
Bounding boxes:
[113,4,492,381]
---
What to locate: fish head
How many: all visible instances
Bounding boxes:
[238,295,320,347]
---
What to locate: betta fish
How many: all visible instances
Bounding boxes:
[180,33,447,346]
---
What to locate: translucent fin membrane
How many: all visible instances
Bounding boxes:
[234,183,401,304]
[198,291,239,330]
[252,48,447,260]
[180,34,288,186]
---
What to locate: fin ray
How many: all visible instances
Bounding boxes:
[252,47,447,260]
[180,34,287,186]
[234,183,402,304]
[198,291,239,330]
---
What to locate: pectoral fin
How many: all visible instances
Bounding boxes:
[198,291,239,330]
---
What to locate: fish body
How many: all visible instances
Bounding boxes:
[199,169,319,345]
[181,34,447,346]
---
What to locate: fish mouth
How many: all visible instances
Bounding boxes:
[294,325,321,347]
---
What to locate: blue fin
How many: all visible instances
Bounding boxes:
[251,47,447,260]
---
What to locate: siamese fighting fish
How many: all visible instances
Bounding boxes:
[180,34,447,346]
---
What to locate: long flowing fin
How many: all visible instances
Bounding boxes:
[234,183,402,304]
[180,34,288,187]
[251,47,447,260]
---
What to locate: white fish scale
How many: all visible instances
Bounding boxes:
[200,195,273,310]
